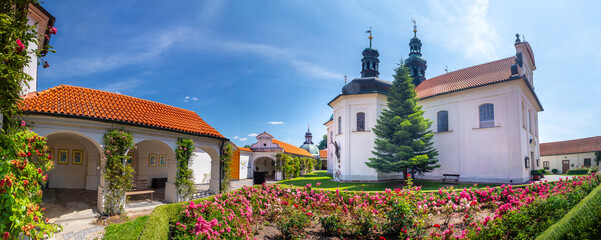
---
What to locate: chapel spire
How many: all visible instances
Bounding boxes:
[404,19,427,86]
[304,126,313,144]
[361,27,380,78]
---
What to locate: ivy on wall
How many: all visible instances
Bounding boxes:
[276,153,317,180]
[102,129,135,215]
[175,138,195,201]
[220,142,233,193]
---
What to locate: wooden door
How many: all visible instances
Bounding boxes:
[562,160,570,174]
[230,150,240,180]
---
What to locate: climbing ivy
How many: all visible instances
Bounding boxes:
[220,142,233,193]
[175,138,195,201]
[102,129,134,215]
[276,153,317,180]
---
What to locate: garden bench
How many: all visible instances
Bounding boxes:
[442,174,460,184]
[125,179,155,200]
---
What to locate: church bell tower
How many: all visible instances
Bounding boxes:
[404,20,427,86]
[361,27,380,78]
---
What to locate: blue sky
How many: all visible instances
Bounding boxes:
[39,0,601,146]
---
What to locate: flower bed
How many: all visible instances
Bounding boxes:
[172,174,601,239]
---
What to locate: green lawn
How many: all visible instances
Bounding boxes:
[103,215,149,240]
[277,171,499,192]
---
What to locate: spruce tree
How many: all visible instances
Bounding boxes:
[366,63,439,178]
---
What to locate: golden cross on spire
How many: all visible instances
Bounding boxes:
[411,19,417,37]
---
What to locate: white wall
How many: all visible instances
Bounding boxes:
[46,132,100,190]
[239,151,251,179]
[190,149,213,184]
[325,121,333,174]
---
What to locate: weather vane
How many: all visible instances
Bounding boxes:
[365,26,373,48]
[344,75,348,84]
[411,19,417,37]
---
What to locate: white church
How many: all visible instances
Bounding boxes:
[325,25,543,184]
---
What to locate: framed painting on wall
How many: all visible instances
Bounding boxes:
[58,149,69,164]
[126,152,134,166]
[149,154,157,167]
[72,150,83,165]
[159,154,166,167]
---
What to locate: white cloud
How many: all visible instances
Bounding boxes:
[425,0,500,62]
[99,79,142,94]
[239,137,248,141]
[268,121,284,125]
[233,136,239,139]
[192,97,199,101]
[185,96,190,99]
[247,133,258,137]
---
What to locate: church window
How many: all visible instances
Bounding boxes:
[338,117,342,134]
[479,103,494,128]
[356,112,365,131]
[437,111,448,132]
[528,109,532,133]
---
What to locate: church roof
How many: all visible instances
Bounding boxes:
[540,136,601,156]
[272,139,314,157]
[22,85,225,139]
[319,149,327,158]
[300,143,320,155]
[415,57,514,99]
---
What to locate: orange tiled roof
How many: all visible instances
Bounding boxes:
[416,57,514,99]
[272,139,313,157]
[541,136,601,156]
[238,147,252,152]
[22,85,225,138]
[319,149,327,158]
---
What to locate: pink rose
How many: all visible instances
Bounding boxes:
[43,61,49,68]
[20,120,26,126]
[15,39,25,52]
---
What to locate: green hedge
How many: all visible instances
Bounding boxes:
[536,181,601,239]
[565,169,589,175]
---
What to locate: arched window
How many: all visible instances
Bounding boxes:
[479,104,494,128]
[338,117,342,134]
[356,112,365,131]
[437,111,448,132]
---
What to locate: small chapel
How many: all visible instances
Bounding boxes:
[325,23,543,184]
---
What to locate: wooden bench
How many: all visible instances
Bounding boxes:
[125,179,155,200]
[442,174,460,184]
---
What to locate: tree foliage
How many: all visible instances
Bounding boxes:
[318,134,327,150]
[366,63,439,177]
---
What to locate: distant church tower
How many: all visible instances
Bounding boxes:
[300,126,320,157]
[404,20,427,86]
[361,28,380,78]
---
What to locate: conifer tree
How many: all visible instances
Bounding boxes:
[366,63,439,178]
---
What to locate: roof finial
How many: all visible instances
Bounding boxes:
[412,19,417,37]
[344,74,348,84]
[365,26,373,48]
[515,33,521,44]
[445,66,448,73]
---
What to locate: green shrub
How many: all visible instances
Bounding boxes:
[552,169,558,174]
[566,169,589,175]
[588,166,599,174]
[138,203,184,240]
[277,210,312,240]
[320,214,346,237]
[531,170,541,176]
[350,207,378,238]
[538,169,548,175]
[536,182,601,239]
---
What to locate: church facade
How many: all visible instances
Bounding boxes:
[326,26,543,184]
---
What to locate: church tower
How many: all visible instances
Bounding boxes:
[404,20,427,86]
[361,28,380,78]
[300,126,320,157]
[304,127,313,144]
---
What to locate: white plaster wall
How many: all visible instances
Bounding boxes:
[325,121,333,174]
[541,152,597,174]
[190,150,213,184]
[22,17,39,95]
[134,140,172,187]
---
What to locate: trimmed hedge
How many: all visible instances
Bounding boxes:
[536,180,601,239]
[565,169,589,175]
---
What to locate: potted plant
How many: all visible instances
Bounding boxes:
[538,169,546,178]
[552,169,558,174]
[531,170,541,180]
